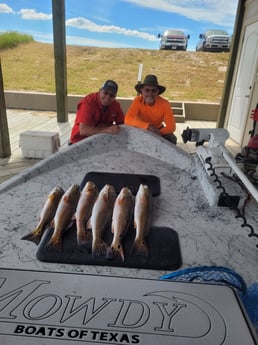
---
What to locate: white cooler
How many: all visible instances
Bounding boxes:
[19,130,60,158]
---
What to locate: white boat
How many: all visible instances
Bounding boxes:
[0,125,257,344]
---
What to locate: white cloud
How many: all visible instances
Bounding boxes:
[0,3,14,13]
[66,35,131,48]
[122,0,238,27]
[66,17,157,41]
[19,9,52,20]
[30,31,142,48]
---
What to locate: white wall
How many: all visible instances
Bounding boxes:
[226,0,258,145]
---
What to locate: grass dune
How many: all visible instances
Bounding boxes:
[1,41,230,102]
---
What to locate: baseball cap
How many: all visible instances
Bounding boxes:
[102,80,118,95]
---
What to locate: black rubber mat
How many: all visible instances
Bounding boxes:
[80,171,161,196]
[36,224,182,270]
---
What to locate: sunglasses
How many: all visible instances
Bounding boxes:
[142,87,159,94]
[102,90,116,98]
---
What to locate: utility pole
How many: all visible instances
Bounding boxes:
[0,59,11,158]
[52,0,68,122]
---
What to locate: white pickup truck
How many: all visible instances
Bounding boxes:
[196,29,231,52]
[158,30,190,51]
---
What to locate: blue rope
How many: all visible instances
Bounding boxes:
[160,266,258,333]
[160,266,247,295]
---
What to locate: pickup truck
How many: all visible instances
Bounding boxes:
[158,30,190,51]
[196,29,231,52]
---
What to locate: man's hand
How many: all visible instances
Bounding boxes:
[105,124,121,134]
[79,123,121,137]
[147,124,161,135]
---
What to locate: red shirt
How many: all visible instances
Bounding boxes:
[70,92,124,143]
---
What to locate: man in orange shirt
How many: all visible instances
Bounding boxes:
[124,74,177,144]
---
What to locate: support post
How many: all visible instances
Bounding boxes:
[0,59,11,158]
[136,64,143,95]
[52,0,68,122]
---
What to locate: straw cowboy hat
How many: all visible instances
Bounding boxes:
[135,74,166,95]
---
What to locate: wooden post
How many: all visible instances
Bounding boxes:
[0,59,11,158]
[136,64,143,95]
[52,0,68,122]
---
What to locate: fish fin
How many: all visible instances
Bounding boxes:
[86,218,92,229]
[117,196,124,205]
[63,195,69,203]
[49,219,55,228]
[77,228,92,246]
[46,236,62,252]
[106,243,125,262]
[131,238,148,258]
[49,193,58,201]
[65,219,75,232]
[21,231,42,245]
[92,240,108,258]
[21,225,44,246]
[103,192,109,202]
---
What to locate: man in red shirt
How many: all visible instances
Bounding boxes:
[69,80,124,144]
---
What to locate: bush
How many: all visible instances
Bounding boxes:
[0,31,34,50]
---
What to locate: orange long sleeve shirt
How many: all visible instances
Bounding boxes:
[124,95,176,135]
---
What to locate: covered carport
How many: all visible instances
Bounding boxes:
[0,0,245,158]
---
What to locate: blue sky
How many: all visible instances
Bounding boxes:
[0,0,238,51]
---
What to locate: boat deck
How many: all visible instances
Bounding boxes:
[0,113,257,339]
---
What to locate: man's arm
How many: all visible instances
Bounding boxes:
[160,100,176,135]
[79,123,121,137]
[124,97,149,130]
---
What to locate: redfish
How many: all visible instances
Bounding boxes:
[87,184,116,258]
[47,184,80,252]
[107,187,134,262]
[75,181,99,246]
[131,184,152,258]
[21,186,64,245]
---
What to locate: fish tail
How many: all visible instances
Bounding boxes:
[46,236,62,252]
[21,225,44,245]
[106,242,125,262]
[77,227,92,246]
[92,240,108,258]
[131,238,149,258]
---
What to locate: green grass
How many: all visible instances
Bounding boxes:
[0,37,230,102]
[0,31,34,50]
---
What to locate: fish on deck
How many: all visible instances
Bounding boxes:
[107,187,134,262]
[21,186,64,245]
[88,184,117,258]
[75,181,99,246]
[46,184,81,252]
[131,184,152,258]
